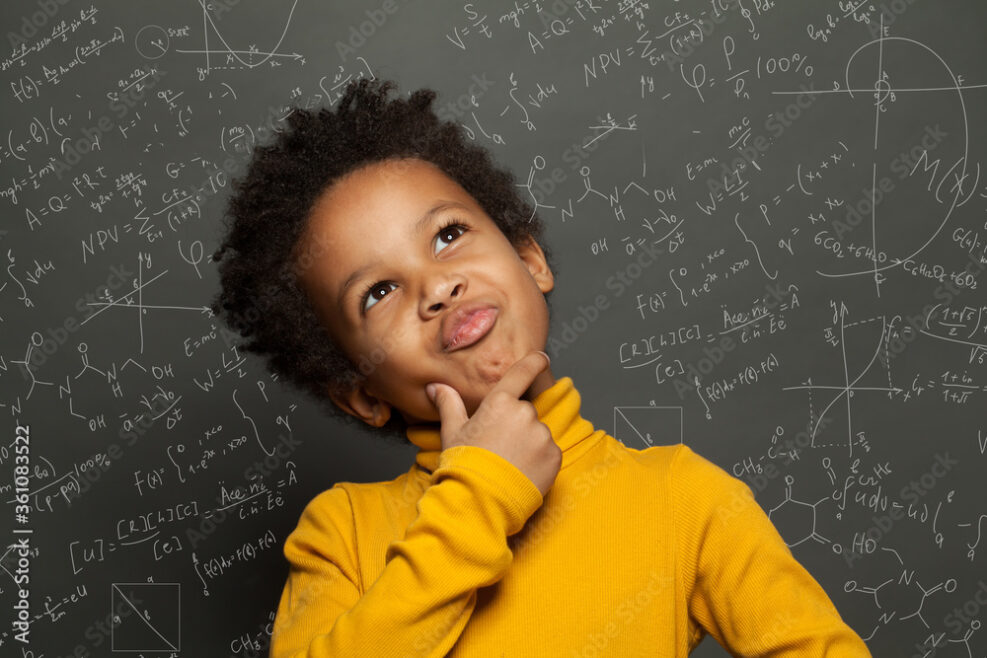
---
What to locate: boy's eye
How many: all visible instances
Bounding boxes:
[434,221,467,255]
[360,221,469,313]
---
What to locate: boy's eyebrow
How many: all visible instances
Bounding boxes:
[336,200,469,312]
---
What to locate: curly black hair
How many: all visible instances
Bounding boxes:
[209,76,558,447]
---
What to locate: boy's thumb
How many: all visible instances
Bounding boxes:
[426,382,439,402]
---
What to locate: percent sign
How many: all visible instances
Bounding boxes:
[793,53,814,76]
[759,54,814,78]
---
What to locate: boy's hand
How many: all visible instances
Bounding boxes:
[426,351,561,498]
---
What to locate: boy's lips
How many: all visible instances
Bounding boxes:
[442,302,499,352]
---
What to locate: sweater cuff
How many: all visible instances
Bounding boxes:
[435,445,544,535]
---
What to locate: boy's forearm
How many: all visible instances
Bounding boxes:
[270,445,543,657]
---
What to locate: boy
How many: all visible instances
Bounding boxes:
[210,76,871,656]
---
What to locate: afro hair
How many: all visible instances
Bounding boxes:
[209,76,558,446]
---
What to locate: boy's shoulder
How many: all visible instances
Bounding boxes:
[296,469,423,521]
[595,435,690,472]
[597,436,745,494]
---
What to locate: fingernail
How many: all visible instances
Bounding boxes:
[425,383,437,400]
[538,350,551,363]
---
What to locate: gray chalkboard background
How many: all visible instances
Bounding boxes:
[2,0,986,655]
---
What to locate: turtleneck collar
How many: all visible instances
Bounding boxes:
[405,376,605,474]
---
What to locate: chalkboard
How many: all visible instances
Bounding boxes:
[2,0,986,656]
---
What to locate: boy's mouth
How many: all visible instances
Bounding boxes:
[442,302,499,352]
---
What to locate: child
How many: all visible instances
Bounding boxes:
[210,77,871,657]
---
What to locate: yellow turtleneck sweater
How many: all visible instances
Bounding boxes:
[270,376,870,657]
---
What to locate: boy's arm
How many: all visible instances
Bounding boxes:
[670,445,872,657]
[269,444,544,658]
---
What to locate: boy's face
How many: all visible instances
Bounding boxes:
[295,157,555,429]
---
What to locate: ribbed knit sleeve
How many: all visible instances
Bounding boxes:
[670,445,872,657]
[269,445,544,658]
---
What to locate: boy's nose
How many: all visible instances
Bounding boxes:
[421,277,466,315]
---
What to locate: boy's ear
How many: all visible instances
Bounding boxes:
[329,383,393,428]
[516,235,554,294]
